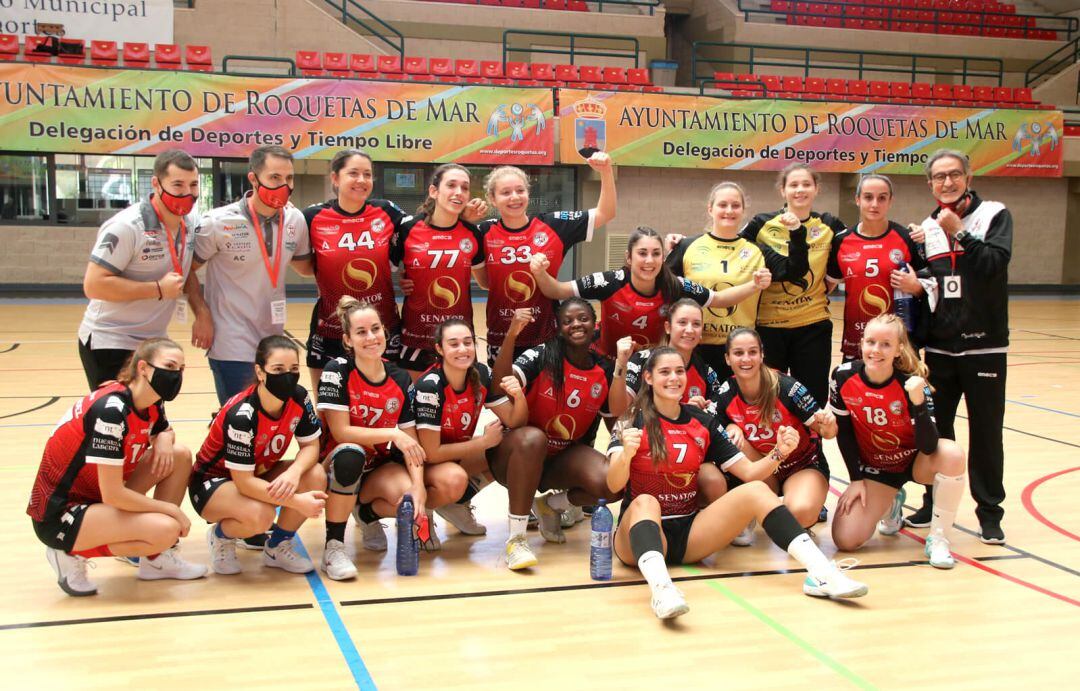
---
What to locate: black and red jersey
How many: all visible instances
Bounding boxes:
[479,210,594,349]
[827,222,924,359]
[28,382,168,522]
[573,269,712,357]
[624,348,722,404]
[411,362,508,443]
[304,199,409,339]
[316,356,415,461]
[390,216,484,351]
[714,373,823,477]
[195,384,321,479]
[607,406,742,517]
[512,344,613,455]
[829,361,934,472]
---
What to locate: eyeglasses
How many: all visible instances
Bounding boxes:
[930,170,965,184]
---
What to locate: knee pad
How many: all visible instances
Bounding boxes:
[328,446,367,495]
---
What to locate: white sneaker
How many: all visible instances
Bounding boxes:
[650,583,690,620]
[435,503,487,535]
[360,519,388,552]
[532,494,566,544]
[803,559,869,599]
[264,538,315,574]
[137,547,208,581]
[207,525,241,575]
[561,504,585,529]
[878,487,906,536]
[421,511,442,552]
[731,519,756,547]
[925,534,956,569]
[321,540,358,580]
[505,535,538,570]
[114,555,139,567]
[46,548,97,597]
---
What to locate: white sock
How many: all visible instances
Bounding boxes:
[546,491,571,512]
[786,533,834,582]
[637,550,673,593]
[931,473,965,539]
[508,513,529,539]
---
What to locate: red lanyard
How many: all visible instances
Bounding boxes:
[150,198,186,276]
[248,198,285,288]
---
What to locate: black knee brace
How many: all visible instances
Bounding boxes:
[328,447,367,495]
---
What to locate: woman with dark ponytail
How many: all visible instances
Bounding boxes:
[607,347,868,620]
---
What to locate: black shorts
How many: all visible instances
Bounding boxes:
[696,343,733,381]
[32,503,91,552]
[860,461,917,490]
[660,514,696,565]
[777,444,830,484]
[188,475,230,517]
[397,344,438,373]
[77,335,133,390]
[486,341,538,368]
[306,306,403,369]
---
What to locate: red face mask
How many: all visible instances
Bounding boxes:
[255,179,292,209]
[159,189,196,216]
[937,192,970,215]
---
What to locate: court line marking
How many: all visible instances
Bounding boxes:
[683,565,875,690]
[0,603,313,631]
[1020,466,1080,544]
[1005,399,1080,418]
[0,396,59,420]
[0,343,18,353]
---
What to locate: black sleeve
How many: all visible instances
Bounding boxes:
[222,404,258,472]
[543,210,593,248]
[84,396,130,466]
[822,211,847,237]
[316,358,350,411]
[665,235,695,277]
[958,207,1012,277]
[389,216,417,267]
[826,230,846,283]
[764,225,810,286]
[898,225,927,271]
[678,277,712,306]
[512,346,544,390]
[704,413,744,469]
[465,221,486,267]
[908,383,939,455]
[835,415,863,482]
[151,401,170,436]
[387,365,417,428]
[597,356,615,417]
[478,362,508,405]
[574,269,624,301]
[301,203,325,230]
[292,387,322,441]
[373,198,411,229]
[411,371,445,431]
[778,374,821,425]
[739,212,771,243]
[624,349,649,396]
[712,378,737,426]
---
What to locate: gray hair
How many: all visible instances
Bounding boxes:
[924,149,971,179]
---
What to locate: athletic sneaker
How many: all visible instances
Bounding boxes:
[436,503,487,535]
[264,538,314,574]
[505,535,538,570]
[207,525,241,575]
[979,520,1006,545]
[904,504,933,529]
[650,583,690,620]
[237,532,268,551]
[45,548,97,597]
[360,519,388,552]
[803,560,869,599]
[137,548,208,581]
[731,519,756,547]
[420,510,442,552]
[925,535,955,569]
[321,540,358,581]
[114,555,139,566]
[878,487,907,536]
[817,506,828,524]
[561,504,586,529]
[532,493,566,544]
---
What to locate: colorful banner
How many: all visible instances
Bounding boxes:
[0,64,555,164]
[558,89,1063,177]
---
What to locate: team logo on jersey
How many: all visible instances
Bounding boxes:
[688,386,702,398]
[572,96,607,159]
[428,276,461,310]
[665,472,695,489]
[890,401,903,416]
[371,218,385,233]
[889,249,904,265]
[707,280,737,319]
[289,417,300,432]
[487,102,547,142]
[236,403,255,419]
[386,398,400,414]
[97,232,120,255]
[505,270,536,303]
[870,430,900,451]
[533,233,549,248]
[227,425,253,445]
[590,383,603,399]
[415,390,439,406]
[459,238,474,254]
[320,371,342,387]
[93,418,124,440]
[343,258,378,291]
[739,248,752,261]
[546,414,577,441]
[859,284,892,317]
[772,410,783,423]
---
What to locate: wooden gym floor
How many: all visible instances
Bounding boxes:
[0,298,1077,690]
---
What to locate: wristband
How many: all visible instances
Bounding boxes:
[155,280,163,300]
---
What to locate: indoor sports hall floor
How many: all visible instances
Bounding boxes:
[0,298,1077,689]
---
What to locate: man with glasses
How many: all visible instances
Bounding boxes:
[905,149,1012,544]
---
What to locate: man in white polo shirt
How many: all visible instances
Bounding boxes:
[187,145,313,404]
[77,149,200,389]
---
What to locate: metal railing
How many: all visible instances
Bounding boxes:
[1026,37,1080,88]
[691,41,1003,86]
[433,0,659,15]
[321,0,405,62]
[503,30,640,67]
[222,55,297,77]
[737,0,1078,41]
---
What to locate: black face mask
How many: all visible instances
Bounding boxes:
[148,366,183,402]
[263,370,299,402]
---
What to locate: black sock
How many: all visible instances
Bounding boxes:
[761,505,805,550]
[457,478,479,505]
[355,501,381,524]
[326,521,347,544]
[629,520,663,562]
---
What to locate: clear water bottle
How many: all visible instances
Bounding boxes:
[893,262,917,335]
[396,494,419,576]
[590,499,613,581]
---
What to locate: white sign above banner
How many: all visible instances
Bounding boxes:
[0,0,174,45]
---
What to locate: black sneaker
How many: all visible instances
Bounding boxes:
[238,532,268,550]
[582,505,596,518]
[904,505,933,528]
[979,521,1006,545]
[817,506,828,524]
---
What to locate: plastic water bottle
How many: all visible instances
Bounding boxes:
[590,499,613,581]
[396,494,419,576]
[893,262,917,335]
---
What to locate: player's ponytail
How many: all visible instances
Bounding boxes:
[621,346,680,467]
[538,297,596,401]
[866,314,931,382]
[434,318,482,406]
[418,163,470,219]
[116,337,183,385]
[626,226,681,304]
[727,327,780,430]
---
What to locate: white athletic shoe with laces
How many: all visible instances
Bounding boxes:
[505,535,539,570]
[532,494,566,544]
[925,534,956,569]
[263,538,315,574]
[360,519,388,551]
[137,547,208,581]
[207,525,241,575]
[731,519,756,547]
[803,559,869,599]
[878,487,907,536]
[435,503,487,535]
[560,504,586,529]
[46,548,97,596]
[650,583,690,620]
[321,540,358,580]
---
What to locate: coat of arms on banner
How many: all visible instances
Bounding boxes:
[573,96,607,159]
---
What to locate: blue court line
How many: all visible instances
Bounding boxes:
[1006,399,1080,418]
[292,537,377,690]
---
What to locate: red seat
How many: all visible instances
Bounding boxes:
[154,43,181,69]
[781,76,803,92]
[579,65,602,83]
[627,67,650,85]
[1013,87,1033,103]
[296,50,322,76]
[378,55,402,75]
[543,0,567,9]
[826,78,846,96]
[56,38,86,65]
[404,56,428,75]
[23,36,54,63]
[848,79,869,97]
[324,52,349,76]
[869,81,890,99]
[185,45,212,71]
[480,61,504,78]
[123,42,150,66]
[505,61,529,79]
[805,77,826,94]
[568,1,588,11]
[90,40,118,66]
[602,67,627,84]
[932,84,953,101]
[430,57,454,76]
[912,82,933,100]
[0,34,17,59]
[455,59,480,77]
[713,71,736,84]
[762,75,782,92]
[351,54,376,74]
[555,64,580,82]
[953,84,974,102]
[530,63,555,81]
[889,82,912,100]
[972,85,995,102]
[993,86,1013,103]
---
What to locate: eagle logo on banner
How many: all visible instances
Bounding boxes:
[1012,121,1059,157]
[487,103,547,142]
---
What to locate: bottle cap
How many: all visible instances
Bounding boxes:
[597,499,606,507]
[402,493,413,503]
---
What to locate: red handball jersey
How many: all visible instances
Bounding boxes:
[624,348,722,404]
[412,362,508,443]
[827,222,924,359]
[573,269,713,357]
[512,344,613,455]
[829,361,934,472]
[608,406,742,517]
[713,373,826,479]
[391,217,484,351]
[316,357,415,462]
[28,383,168,522]
[304,199,409,340]
[479,210,594,349]
[194,384,321,479]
